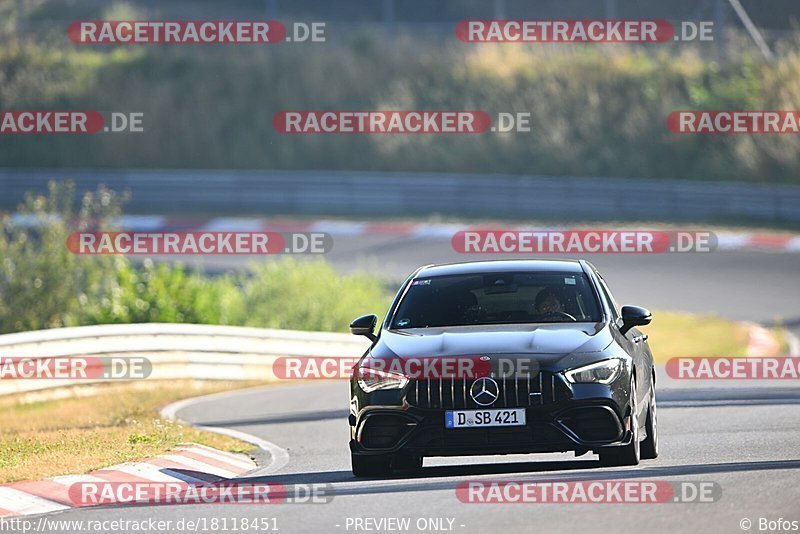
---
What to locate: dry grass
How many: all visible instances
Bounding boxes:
[0,380,267,483]
[644,310,784,363]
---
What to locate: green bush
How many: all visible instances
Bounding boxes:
[0,182,393,334]
[237,261,390,331]
[0,181,122,332]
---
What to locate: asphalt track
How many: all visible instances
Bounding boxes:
[24,237,800,534]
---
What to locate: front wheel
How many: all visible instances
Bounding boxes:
[640,385,659,459]
[351,453,392,477]
[599,377,641,467]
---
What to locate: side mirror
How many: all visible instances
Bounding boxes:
[350,314,378,342]
[619,305,652,335]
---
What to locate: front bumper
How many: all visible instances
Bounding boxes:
[350,376,634,457]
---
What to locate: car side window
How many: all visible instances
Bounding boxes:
[596,275,620,323]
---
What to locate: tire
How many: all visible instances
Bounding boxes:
[599,377,641,467]
[351,453,393,477]
[640,384,659,460]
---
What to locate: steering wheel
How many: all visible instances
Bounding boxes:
[538,311,578,322]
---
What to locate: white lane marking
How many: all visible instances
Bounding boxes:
[49,475,106,486]
[186,443,257,466]
[156,455,239,479]
[161,388,290,474]
[109,463,203,484]
[195,424,290,475]
[177,445,254,472]
[0,487,69,515]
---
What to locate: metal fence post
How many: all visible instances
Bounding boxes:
[714,0,726,60]
[494,0,507,19]
[16,0,25,44]
[382,0,396,37]
[265,0,278,18]
[604,0,618,19]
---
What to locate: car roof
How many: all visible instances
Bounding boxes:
[414,259,586,278]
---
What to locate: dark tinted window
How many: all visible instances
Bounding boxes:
[391,271,601,328]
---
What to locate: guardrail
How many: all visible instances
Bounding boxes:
[2,321,795,397]
[0,323,369,396]
[2,169,800,224]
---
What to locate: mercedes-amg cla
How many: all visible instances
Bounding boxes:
[348,259,657,476]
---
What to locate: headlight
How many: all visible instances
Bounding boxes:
[563,358,622,384]
[357,368,409,393]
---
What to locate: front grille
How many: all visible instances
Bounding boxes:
[407,372,568,410]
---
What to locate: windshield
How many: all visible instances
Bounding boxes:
[390,271,602,328]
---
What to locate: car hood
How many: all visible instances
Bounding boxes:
[369,322,613,367]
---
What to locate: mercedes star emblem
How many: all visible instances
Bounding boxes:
[470,377,499,406]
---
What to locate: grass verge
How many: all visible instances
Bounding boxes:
[645,311,787,363]
[0,380,266,483]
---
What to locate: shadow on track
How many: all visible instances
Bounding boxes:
[202,458,800,499]
[197,409,349,427]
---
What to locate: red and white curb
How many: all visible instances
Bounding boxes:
[8,214,800,252]
[160,389,291,477]
[0,444,255,518]
[16,214,799,253]
[746,323,783,357]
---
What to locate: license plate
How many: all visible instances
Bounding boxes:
[445,408,526,428]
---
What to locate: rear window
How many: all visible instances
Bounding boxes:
[390,271,602,328]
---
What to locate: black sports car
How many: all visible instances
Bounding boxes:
[348,259,657,476]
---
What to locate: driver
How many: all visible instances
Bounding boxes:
[534,287,564,315]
